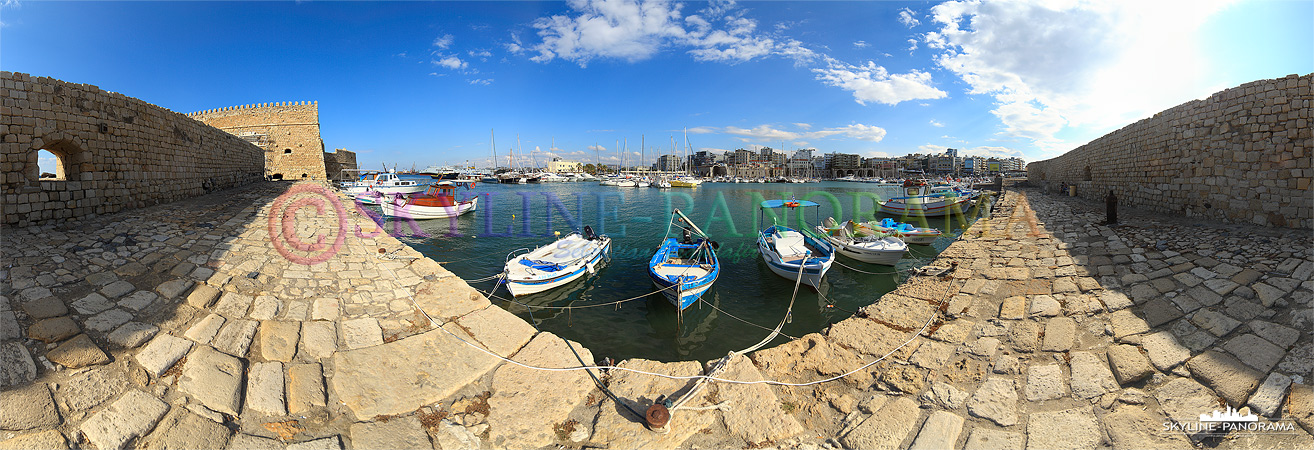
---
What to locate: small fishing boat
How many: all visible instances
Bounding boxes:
[669,176,702,188]
[380,181,478,220]
[648,209,719,310]
[861,218,943,245]
[878,179,973,217]
[757,201,835,288]
[341,171,428,197]
[504,227,611,297]
[816,217,907,265]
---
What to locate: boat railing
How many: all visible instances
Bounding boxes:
[505,248,533,263]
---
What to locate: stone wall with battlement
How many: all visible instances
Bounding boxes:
[0,72,265,227]
[186,102,327,181]
[1027,74,1312,229]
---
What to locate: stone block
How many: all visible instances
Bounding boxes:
[963,428,1023,450]
[211,319,258,357]
[349,416,431,450]
[908,411,964,450]
[0,430,67,450]
[0,384,59,431]
[244,361,285,416]
[485,333,609,448]
[1025,364,1068,401]
[47,334,110,368]
[1222,333,1286,372]
[21,297,66,319]
[259,321,301,362]
[27,316,79,343]
[1026,407,1101,450]
[107,322,159,349]
[135,333,193,376]
[286,363,326,415]
[179,346,245,416]
[1186,350,1263,407]
[1040,316,1075,352]
[1109,309,1150,340]
[968,377,1019,426]
[1247,372,1293,418]
[331,328,499,420]
[80,390,170,450]
[1107,344,1153,385]
[1141,330,1190,371]
[841,397,921,450]
[140,408,232,450]
[338,318,382,350]
[298,320,337,360]
[186,284,222,309]
[455,306,536,356]
[1102,406,1193,450]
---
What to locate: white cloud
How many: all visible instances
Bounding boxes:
[793,123,812,130]
[862,150,892,158]
[929,119,944,127]
[469,78,493,85]
[853,40,869,48]
[433,34,454,49]
[812,60,947,106]
[434,55,467,70]
[898,8,920,28]
[719,123,888,143]
[529,0,689,66]
[906,39,918,53]
[926,0,1232,150]
[468,49,492,61]
[587,144,608,152]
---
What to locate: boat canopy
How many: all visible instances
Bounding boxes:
[760,200,820,208]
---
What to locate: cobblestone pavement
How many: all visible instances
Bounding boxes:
[1,181,1310,450]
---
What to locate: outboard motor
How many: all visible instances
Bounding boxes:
[583,225,598,240]
[681,228,693,244]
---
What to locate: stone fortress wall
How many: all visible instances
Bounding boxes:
[324,148,358,181]
[186,102,327,181]
[1027,73,1312,229]
[0,72,265,227]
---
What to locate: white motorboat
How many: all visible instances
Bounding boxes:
[815,217,907,265]
[380,182,478,220]
[878,179,973,217]
[757,200,834,288]
[341,171,427,197]
[504,227,611,297]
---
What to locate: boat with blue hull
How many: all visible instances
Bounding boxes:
[504,227,611,297]
[756,200,835,289]
[648,209,719,311]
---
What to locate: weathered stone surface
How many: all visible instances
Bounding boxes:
[298,320,337,360]
[140,408,232,450]
[184,313,226,344]
[486,333,601,448]
[1008,320,1040,352]
[349,416,430,450]
[456,305,536,356]
[750,333,874,386]
[156,279,194,300]
[57,366,129,412]
[1029,295,1060,317]
[0,430,67,450]
[1040,316,1075,352]
[1000,296,1027,319]
[1109,310,1150,340]
[101,281,135,299]
[225,434,282,450]
[591,359,716,450]
[86,309,134,333]
[244,361,285,416]
[259,321,300,362]
[1103,406,1193,450]
[963,428,1024,450]
[413,279,490,319]
[310,298,340,322]
[0,384,59,431]
[1026,407,1100,450]
[1288,382,1314,434]
[716,354,804,445]
[118,291,158,311]
[1247,372,1293,417]
[1250,320,1300,348]
[331,327,499,420]
[179,346,245,416]
[929,318,974,343]
[968,377,1019,426]
[80,390,170,450]
[27,316,80,343]
[213,292,253,318]
[432,419,480,450]
[1107,344,1153,385]
[0,311,18,341]
[920,381,969,409]
[1025,364,1068,401]
[908,410,964,450]
[286,363,326,415]
[48,334,110,368]
[0,342,37,388]
[71,293,115,315]
[826,317,921,360]
[21,297,67,319]
[842,397,921,450]
[1155,377,1222,438]
[1141,331,1191,371]
[1069,351,1119,399]
[212,319,258,357]
[1098,290,1133,311]
[880,364,927,394]
[338,318,383,350]
[1140,297,1183,327]
[1190,309,1241,336]
[285,436,340,450]
[249,295,281,320]
[910,340,955,369]
[136,333,194,376]
[1222,333,1286,372]
[186,285,222,309]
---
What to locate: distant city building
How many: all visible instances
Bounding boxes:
[654,154,684,172]
[547,157,583,173]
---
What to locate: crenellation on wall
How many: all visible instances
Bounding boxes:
[1027,73,1312,229]
[0,71,265,227]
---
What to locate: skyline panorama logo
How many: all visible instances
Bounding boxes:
[1163,406,1299,436]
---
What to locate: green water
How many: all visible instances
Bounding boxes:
[386,177,990,362]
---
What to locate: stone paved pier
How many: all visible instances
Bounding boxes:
[1,181,1311,450]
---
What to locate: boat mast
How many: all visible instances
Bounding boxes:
[490,129,497,171]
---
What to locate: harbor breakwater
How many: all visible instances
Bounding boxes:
[1027,73,1312,229]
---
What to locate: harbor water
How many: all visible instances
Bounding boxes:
[384,175,991,362]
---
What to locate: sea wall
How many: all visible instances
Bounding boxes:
[1027,73,1312,229]
[0,72,265,227]
[187,102,327,181]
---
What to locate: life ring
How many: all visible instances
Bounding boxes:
[784,201,800,207]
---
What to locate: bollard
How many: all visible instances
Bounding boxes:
[1105,190,1118,225]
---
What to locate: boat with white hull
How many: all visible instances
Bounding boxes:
[816,217,907,265]
[649,209,720,311]
[504,228,611,297]
[380,182,478,220]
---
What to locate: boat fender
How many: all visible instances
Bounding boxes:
[709,240,720,250]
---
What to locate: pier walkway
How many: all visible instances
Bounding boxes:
[1,181,1310,449]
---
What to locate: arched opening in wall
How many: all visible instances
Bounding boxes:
[1083,166,1093,181]
[301,173,308,178]
[37,150,63,180]
[284,149,293,154]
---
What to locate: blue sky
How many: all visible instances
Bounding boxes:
[4,0,1311,171]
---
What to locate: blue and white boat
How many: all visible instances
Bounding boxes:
[504,227,611,297]
[756,200,835,288]
[648,209,719,310]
